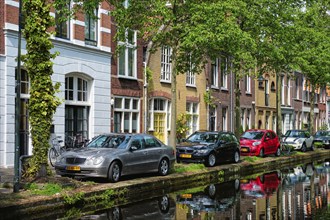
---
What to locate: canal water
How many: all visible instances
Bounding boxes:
[81,161,330,220]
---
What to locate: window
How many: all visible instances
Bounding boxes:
[287,78,291,105]
[295,77,299,99]
[65,77,89,102]
[65,75,91,145]
[247,109,251,130]
[144,136,162,148]
[16,69,29,95]
[85,9,97,45]
[220,56,228,89]
[185,56,195,86]
[55,3,70,39]
[209,107,216,131]
[118,30,137,78]
[114,97,140,133]
[186,102,199,135]
[245,72,251,93]
[222,108,227,131]
[160,46,172,82]
[281,76,285,105]
[211,59,219,88]
[241,108,245,129]
[265,80,269,106]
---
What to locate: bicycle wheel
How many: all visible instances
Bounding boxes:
[48,148,58,167]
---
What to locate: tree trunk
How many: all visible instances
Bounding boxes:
[310,85,315,134]
[169,47,177,147]
[234,72,241,138]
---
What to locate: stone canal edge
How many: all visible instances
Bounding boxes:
[1,149,330,218]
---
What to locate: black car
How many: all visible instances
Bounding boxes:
[313,130,330,149]
[176,131,240,167]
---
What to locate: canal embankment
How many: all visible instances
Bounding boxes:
[0,149,330,219]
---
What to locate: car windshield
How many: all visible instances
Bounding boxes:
[86,135,129,149]
[285,130,303,138]
[186,133,218,143]
[241,131,264,140]
[315,131,330,137]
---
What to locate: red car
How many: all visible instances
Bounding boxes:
[240,129,281,157]
[240,171,281,198]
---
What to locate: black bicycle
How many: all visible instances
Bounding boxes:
[48,136,65,167]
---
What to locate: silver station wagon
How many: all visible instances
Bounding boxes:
[55,133,176,182]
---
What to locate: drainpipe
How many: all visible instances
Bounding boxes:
[143,62,148,133]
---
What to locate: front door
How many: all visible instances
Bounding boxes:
[154,113,165,143]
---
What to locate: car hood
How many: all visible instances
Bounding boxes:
[240,139,258,146]
[282,137,304,142]
[62,147,120,158]
[176,142,212,149]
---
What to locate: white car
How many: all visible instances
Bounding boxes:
[282,130,314,152]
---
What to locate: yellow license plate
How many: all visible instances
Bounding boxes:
[180,194,192,199]
[180,154,192,158]
[241,148,248,152]
[66,166,80,171]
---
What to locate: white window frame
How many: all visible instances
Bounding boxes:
[211,58,219,88]
[245,71,251,93]
[148,98,170,131]
[220,56,228,89]
[113,97,140,133]
[281,76,285,105]
[84,9,98,45]
[287,78,291,106]
[160,46,172,83]
[186,102,199,135]
[295,77,299,99]
[118,30,137,79]
[55,3,70,39]
[65,75,90,105]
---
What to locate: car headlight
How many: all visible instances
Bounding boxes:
[197,149,209,154]
[253,141,261,146]
[57,156,65,163]
[86,156,105,165]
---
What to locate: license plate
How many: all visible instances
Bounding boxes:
[180,154,192,158]
[241,148,248,152]
[180,194,192,199]
[66,166,80,171]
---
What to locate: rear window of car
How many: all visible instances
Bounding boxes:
[241,131,264,140]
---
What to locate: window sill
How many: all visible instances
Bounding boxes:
[186,84,197,88]
[118,75,138,80]
[160,80,171,84]
[221,87,229,92]
[211,85,219,90]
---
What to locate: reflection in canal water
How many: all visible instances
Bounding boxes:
[82,161,330,220]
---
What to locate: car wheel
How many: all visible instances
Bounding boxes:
[275,147,281,157]
[158,195,170,214]
[108,161,121,183]
[207,184,216,198]
[259,148,265,157]
[158,158,169,176]
[205,153,216,167]
[108,207,121,220]
[233,151,240,163]
[301,143,307,152]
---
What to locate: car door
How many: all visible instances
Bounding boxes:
[264,132,274,154]
[304,131,313,148]
[143,135,164,171]
[123,135,148,175]
[216,133,232,160]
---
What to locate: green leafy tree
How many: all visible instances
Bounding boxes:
[293,1,330,134]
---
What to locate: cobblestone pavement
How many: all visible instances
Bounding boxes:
[0,167,14,193]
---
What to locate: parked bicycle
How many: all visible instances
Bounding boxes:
[65,134,89,150]
[48,135,65,167]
